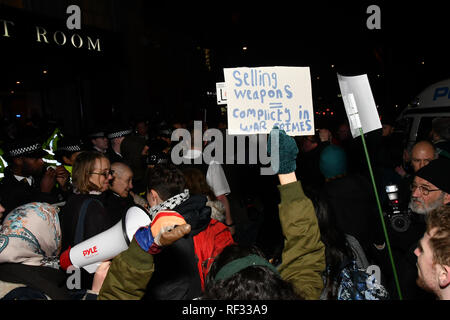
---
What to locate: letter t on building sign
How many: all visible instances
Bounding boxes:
[66,5,81,30]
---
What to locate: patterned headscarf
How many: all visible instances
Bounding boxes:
[0,202,62,269]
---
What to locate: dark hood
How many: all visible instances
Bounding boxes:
[174,194,211,236]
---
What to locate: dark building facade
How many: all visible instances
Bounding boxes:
[0,0,215,138]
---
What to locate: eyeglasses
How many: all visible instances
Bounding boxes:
[90,169,114,178]
[410,184,440,196]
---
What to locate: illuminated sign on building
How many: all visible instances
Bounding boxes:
[1,17,102,52]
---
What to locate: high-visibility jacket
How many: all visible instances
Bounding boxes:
[0,148,8,181]
[42,128,64,166]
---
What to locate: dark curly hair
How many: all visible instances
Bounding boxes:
[147,163,186,201]
[202,244,302,300]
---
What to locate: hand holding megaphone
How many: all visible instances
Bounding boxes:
[158,224,191,246]
[59,208,190,273]
[134,210,190,254]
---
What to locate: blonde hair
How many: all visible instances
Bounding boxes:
[72,151,109,194]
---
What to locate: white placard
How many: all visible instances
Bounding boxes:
[337,74,381,138]
[223,66,314,136]
[216,82,227,105]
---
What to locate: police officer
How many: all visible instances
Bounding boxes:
[0,138,69,221]
[54,136,84,179]
[106,126,133,164]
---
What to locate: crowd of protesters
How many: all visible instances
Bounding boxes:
[0,114,449,300]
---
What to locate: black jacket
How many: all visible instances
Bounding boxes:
[0,263,73,300]
[320,173,385,256]
[143,194,211,300]
[0,263,97,300]
[106,148,125,164]
[59,192,113,290]
[295,141,329,195]
[60,192,113,251]
[0,168,61,221]
[104,191,135,226]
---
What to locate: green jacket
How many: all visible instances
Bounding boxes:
[98,180,325,300]
[98,240,154,300]
[277,180,326,300]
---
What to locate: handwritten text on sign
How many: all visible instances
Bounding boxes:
[224,67,314,135]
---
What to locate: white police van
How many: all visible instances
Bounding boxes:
[397,78,450,151]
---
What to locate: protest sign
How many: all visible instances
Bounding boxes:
[223,66,314,136]
[216,82,227,105]
[337,73,403,300]
[337,74,381,138]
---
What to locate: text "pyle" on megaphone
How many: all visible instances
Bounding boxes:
[59,205,151,273]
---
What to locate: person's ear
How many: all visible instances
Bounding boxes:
[146,189,153,203]
[152,189,162,202]
[437,264,450,288]
[147,189,162,206]
[443,193,450,205]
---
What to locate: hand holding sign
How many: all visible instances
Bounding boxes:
[267,127,298,174]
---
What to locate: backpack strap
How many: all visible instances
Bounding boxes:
[74,198,103,245]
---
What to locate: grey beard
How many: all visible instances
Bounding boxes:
[409,192,445,215]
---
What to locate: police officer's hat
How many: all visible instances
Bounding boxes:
[56,136,84,154]
[87,130,106,139]
[3,138,48,161]
[107,125,132,140]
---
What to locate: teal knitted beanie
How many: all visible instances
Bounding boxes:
[319,145,347,179]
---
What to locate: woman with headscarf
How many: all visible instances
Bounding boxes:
[0,202,109,299]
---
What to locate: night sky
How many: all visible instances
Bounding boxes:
[1,1,449,134]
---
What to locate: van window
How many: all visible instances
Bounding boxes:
[394,117,413,147]
[417,116,450,142]
[417,117,434,141]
